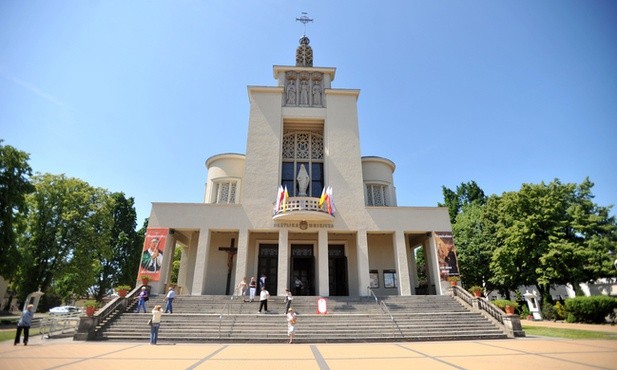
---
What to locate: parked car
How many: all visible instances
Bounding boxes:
[49,306,81,315]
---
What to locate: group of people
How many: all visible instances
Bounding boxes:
[236,275,299,343]
[13,275,299,346]
[135,286,176,345]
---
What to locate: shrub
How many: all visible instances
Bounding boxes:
[554,301,567,321]
[565,296,617,324]
[493,299,519,310]
[542,302,557,321]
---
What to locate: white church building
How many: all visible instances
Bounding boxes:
[141,35,458,298]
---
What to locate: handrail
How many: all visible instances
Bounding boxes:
[218,291,238,338]
[367,286,379,303]
[41,313,81,338]
[74,285,140,340]
[367,287,404,338]
[451,285,505,324]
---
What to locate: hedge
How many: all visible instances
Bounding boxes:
[564,296,617,324]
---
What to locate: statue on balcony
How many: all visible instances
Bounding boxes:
[297,164,310,196]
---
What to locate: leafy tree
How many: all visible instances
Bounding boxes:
[0,141,35,280]
[90,193,140,300]
[15,174,107,303]
[489,178,617,301]
[170,245,182,285]
[440,180,486,224]
[452,202,495,290]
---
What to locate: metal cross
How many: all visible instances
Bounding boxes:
[219,238,237,295]
[296,12,313,35]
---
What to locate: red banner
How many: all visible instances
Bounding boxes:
[138,228,169,282]
[435,232,459,281]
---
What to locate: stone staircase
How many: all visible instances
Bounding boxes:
[96,295,509,343]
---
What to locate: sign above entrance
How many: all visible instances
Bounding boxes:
[274,221,333,229]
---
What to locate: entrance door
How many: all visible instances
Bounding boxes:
[290,244,315,296]
[257,244,278,294]
[328,245,349,296]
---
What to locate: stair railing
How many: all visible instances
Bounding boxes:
[367,287,404,338]
[451,285,503,324]
[41,312,81,338]
[74,285,139,340]
[218,289,239,338]
[451,285,524,337]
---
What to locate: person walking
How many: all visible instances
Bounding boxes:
[259,274,267,291]
[14,304,34,346]
[284,288,293,313]
[286,308,298,344]
[150,304,163,345]
[237,277,248,301]
[136,286,148,313]
[164,286,176,313]
[258,287,270,313]
[248,277,257,302]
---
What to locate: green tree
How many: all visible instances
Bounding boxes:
[489,179,617,301]
[440,180,486,224]
[452,201,495,290]
[0,141,35,281]
[15,174,107,304]
[170,245,182,285]
[90,193,141,300]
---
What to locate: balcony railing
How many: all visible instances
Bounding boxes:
[272,196,334,221]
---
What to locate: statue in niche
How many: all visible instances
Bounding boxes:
[299,80,309,105]
[286,80,297,105]
[312,81,322,106]
[296,164,310,196]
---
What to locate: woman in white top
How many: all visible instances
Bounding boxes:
[150,304,163,345]
[237,277,248,301]
[286,308,298,344]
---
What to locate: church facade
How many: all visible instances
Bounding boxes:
[141,36,458,298]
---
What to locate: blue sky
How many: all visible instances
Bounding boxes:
[2,1,616,224]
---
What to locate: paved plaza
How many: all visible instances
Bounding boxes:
[2,323,617,370]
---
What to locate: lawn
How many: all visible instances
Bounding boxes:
[522,325,617,340]
[0,327,43,342]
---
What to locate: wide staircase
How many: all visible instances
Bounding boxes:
[94,294,510,343]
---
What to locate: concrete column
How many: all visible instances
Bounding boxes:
[277,229,289,296]
[233,229,250,292]
[176,245,189,295]
[394,231,412,296]
[154,235,175,295]
[317,229,329,297]
[426,234,444,295]
[183,231,199,295]
[191,230,211,295]
[356,229,370,296]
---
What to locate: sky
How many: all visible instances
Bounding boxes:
[1,1,616,224]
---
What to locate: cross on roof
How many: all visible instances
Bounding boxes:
[296,12,313,35]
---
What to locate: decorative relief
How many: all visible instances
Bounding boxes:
[283,132,324,160]
[311,135,323,160]
[259,245,278,257]
[292,246,314,257]
[282,135,295,160]
[284,71,324,107]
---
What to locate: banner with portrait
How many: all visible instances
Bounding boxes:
[435,232,459,281]
[138,228,169,282]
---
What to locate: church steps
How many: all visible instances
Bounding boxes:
[95,295,508,343]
